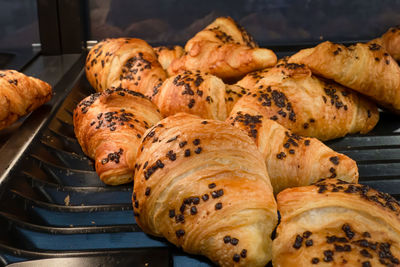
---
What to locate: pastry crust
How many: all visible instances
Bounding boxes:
[273,179,400,267]
[289,41,400,113]
[227,105,358,193]
[133,113,277,267]
[153,45,184,71]
[371,25,400,61]
[235,68,271,89]
[73,88,162,185]
[234,62,379,140]
[168,17,277,81]
[0,70,52,130]
[85,38,166,96]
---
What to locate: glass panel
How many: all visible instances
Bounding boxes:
[0,0,40,69]
[88,0,400,46]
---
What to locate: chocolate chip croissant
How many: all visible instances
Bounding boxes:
[0,70,52,131]
[227,106,358,193]
[371,25,400,61]
[85,38,166,96]
[73,88,162,185]
[167,17,277,82]
[273,179,400,267]
[234,62,379,141]
[133,113,277,267]
[150,70,248,120]
[289,41,400,113]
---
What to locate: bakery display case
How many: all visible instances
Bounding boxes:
[0,0,400,266]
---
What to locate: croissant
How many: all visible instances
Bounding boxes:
[73,87,162,185]
[150,70,248,120]
[273,178,400,267]
[153,45,184,71]
[371,25,400,61]
[0,70,52,130]
[167,17,277,82]
[227,106,358,193]
[289,41,400,113]
[234,62,379,141]
[133,113,277,267]
[85,38,167,96]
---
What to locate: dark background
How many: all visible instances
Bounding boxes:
[88,0,400,46]
[0,0,399,52]
[0,0,39,50]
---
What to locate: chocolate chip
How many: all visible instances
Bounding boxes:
[145,187,151,196]
[311,258,319,264]
[233,254,240,262]
[303,231,312,238]
[223,236,231,243]
[360,249,372,258]
[169,210,175,218]
[190,206,197,215]
[293,235,303,249]
[231,238,239,245]
[323,250,334,262]
[184,149,191,157]
[329,156,339,165]
[176,229,185,238]
[342,224,355,240]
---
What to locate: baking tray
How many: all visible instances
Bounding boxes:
[0,50,399,266]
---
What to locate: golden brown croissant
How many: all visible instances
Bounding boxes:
[273,178,400,267]
[73,87,162,185]
[150,70,248,120]
[167,17,277,82]
[234,62,379,141]
[153,45,184,71]
[85,38,167,96]
[371,25,400,61]
[0,70,52,130]
[227,105,358,193]
[133,113,277,267]
[289,41,400,113]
